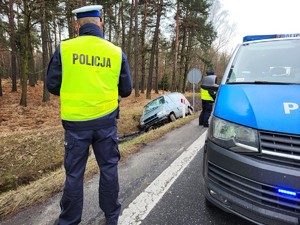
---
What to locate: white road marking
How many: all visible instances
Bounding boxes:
[119,131,207,225]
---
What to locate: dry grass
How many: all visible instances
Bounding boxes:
[0,79,201,220]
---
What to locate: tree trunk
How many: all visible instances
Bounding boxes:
[8,0,18,92]
[140,0,148,94]
[171,0,180,92]
[115,2,121,44]
[178,23,187,92]
[107,3,113,41]
[155,39,159,94]
[19,0,30,107]
[41,0,50,102]
[66,2,76,38]
[52,14,58,47]
[28,37,36,87]
[120,1,126,50]
[134,0,140,97]
[0,57,2,96]
[47,25,53,56]
[181,32,193,93]
[146,0,163,99]
[126,2,134,64]
[0,76,2,97]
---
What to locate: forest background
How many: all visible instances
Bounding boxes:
[0,0,236,220]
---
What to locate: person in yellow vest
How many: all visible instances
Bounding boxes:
[199,71,217,127]
[46,5,132,225]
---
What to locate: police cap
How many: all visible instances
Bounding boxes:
[72,5,103,19]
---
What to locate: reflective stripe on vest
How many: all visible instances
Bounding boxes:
[60,36,122,121]
[201,88,214,101]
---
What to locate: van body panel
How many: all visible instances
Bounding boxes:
[164,95,181,116]
[214,84,300,135]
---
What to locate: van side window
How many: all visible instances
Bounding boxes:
[159,97,164,104]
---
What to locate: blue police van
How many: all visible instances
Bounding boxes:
[202,34,300,225]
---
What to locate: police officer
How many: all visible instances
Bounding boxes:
[199,71,217,127]
[46,5,132,225]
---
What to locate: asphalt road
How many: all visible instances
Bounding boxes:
[1,118,254,225]
[140,139,253,225]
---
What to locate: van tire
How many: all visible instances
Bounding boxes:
[145,126,153,132]
[188,107,193,115]
[169,113,176,122]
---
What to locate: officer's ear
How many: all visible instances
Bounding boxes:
[99,17,103,30]
[75,22,80,31]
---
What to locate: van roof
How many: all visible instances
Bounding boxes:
[243,33,300,42]
[162,92,182,97]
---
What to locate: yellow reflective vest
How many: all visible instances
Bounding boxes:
[60,36,122,121]
[200,88,214,101]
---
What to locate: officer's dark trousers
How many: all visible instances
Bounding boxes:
[58,125,121,225]
[199,100,213,127]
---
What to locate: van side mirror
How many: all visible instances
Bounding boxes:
[201,75,219,91]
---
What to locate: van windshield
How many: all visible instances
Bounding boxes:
[144,96,165,114]
[227,39,300,84]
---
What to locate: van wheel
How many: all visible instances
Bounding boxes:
[188,107,193,115]
[145,126,153,132]
[169,113,176,122]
